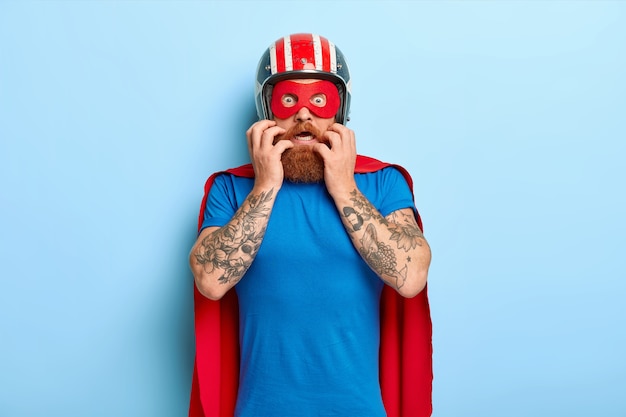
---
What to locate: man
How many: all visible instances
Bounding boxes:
[189,33,433,417]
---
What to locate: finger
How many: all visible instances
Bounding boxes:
[246,119,275,139]
[323,130,342,149]
[273,139,295,153]
[259,126,286,150]
[329,123,355,152]
[247,120,277,149]
[329,123,354,138]
[313,142,332,159]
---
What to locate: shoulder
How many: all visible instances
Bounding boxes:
[356,167,410,192]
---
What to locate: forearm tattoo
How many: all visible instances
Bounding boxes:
[342,190,388,231]
[342,190,425,290]
[194,189,274,285]
[386,210,425,249]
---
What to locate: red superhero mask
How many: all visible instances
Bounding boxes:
[270,80,341,119]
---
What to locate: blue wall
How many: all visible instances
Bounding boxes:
[1,1,625,416]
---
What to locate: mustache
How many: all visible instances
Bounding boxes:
[273,121,328,144]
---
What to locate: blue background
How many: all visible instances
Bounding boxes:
[1,1,625,416]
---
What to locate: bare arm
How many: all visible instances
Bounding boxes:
[315,123,431,298]
[189,120,293,300]
[338,191,431,298]
[190,186,277,300]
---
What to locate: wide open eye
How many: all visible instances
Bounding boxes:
[310,93,327,107]
[281,94,297,107]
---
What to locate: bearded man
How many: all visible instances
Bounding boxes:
[188,33,433,417]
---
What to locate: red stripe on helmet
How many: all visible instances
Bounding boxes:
[320,36,331,72]
[275,37,286,73]
[289,33,315,71]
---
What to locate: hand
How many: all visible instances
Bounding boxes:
[246,120,294,190]
[314,123,357,197]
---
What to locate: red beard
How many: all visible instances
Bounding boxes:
[274,121,329,183]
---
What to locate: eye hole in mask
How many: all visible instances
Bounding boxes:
[270,80,340,119]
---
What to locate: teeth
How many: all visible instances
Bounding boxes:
[295,135,313,141]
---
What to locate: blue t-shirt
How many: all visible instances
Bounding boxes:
[202,167,415,417]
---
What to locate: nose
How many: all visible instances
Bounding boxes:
[294,106,313,122]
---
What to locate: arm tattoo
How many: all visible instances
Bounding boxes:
[342,190,426,290]
[359,223,407,290]
[342,190,387,231]
[387,210,425,249]
[194,189,274,285]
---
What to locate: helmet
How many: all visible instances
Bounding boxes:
[255,33,352,124]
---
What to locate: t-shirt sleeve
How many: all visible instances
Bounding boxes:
[201,174,238,231]
[377,167,416,217]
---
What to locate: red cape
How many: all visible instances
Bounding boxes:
[189,155,432,416]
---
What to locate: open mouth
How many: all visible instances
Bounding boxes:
[294,131,315,142]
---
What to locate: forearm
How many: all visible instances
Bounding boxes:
[189,186,277,300]
[335,188,431,298]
